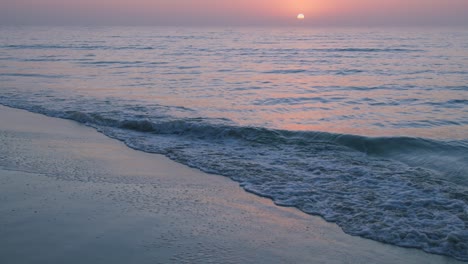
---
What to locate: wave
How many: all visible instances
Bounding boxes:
[313,48,424,53]
[254,96,331,106]
[2,44,154,51]
[0,103,467,261]
[263,69,307,74]
[7,104,465,187]
[0,73,68,78]
[58,110,468,184]
[262,69,365,75]
[241,47,423,54]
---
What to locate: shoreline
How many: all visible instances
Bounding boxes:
[0,104,463,263]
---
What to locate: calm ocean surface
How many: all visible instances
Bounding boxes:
[0,27,467,260]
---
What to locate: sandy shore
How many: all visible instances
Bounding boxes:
[0,105,462,264]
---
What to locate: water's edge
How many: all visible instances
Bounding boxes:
[1,102,466,261]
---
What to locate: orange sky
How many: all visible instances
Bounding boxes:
[1,0,467,26]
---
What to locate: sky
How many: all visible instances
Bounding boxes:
[1,0,467,26]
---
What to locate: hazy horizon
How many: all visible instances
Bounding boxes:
[1,0,468,27]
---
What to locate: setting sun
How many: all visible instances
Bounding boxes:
[297,13,305,20]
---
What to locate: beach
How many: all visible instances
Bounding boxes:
[1,26,467,261]
[0,105,463,263]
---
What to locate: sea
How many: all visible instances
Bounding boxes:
[0,26,467,260]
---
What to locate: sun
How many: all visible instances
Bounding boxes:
[297,14,305,20]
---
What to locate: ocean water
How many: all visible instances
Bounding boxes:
[0,26,467,260]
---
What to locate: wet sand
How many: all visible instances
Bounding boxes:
[0,105,462,264]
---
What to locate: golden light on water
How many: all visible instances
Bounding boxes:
[297,13,305,20]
